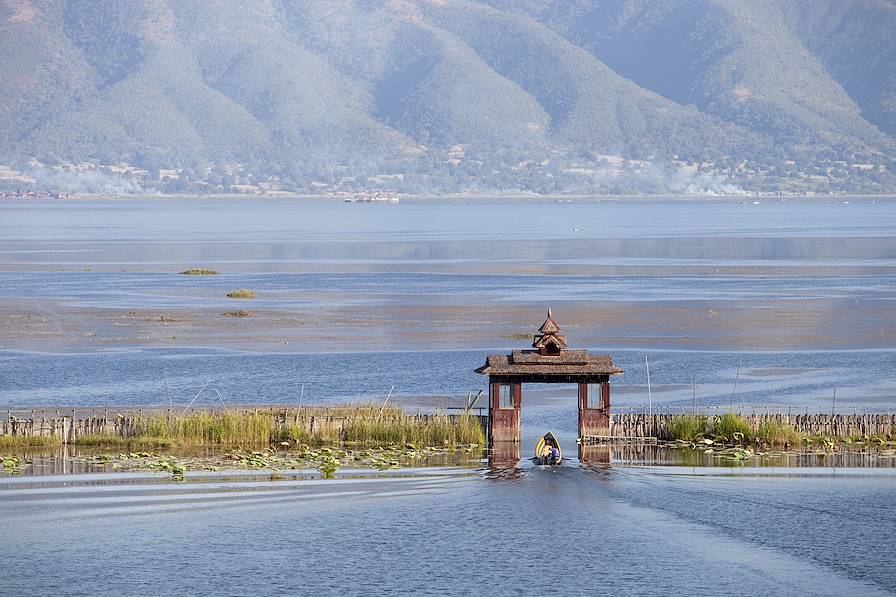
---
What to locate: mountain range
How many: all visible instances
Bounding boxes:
[1,0,894,194]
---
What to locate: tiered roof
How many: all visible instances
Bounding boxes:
[532,307,567,355]
[476,309,623,377]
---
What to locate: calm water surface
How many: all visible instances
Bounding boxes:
[2,347,894,412]
[1,463,894,596]
[1,198,895,271]
[0,197,893,409]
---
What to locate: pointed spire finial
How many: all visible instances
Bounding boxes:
[547,306,552,319]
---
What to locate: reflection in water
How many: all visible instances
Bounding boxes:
[3,446,896,594]
[578,444,611,467]
[486,440,521,474]
[480,440,896,476]
[611,444,896,468]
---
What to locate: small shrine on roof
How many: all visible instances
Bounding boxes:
[476,309,623,446]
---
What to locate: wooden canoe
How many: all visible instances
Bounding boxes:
[534,432,562,465]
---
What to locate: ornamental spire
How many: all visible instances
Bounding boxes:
[533,308,567,355]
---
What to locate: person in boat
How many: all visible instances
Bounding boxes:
[541,442,553,464]
[550,445,560,465]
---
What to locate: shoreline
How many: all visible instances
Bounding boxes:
[3,193,896,203]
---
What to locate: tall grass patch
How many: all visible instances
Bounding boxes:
[135,411,277,445]
[0,435,62,449]
[52,406,485,449]
[666,415,708,441]
[756,419,803,445]
[710,413,752,443]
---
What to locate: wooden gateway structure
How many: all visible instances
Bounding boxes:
[476,309,623,445]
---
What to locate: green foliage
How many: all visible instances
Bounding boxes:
[709,413,752,444]
[667,416,708,442]
[2,455,22,469]
[341,412,485,447]
[755,420,803,445]
[63,407,485,450]
[179,268,219,276]
[75,435,174,449]
[667,413,805,446]
[0,436,62,449]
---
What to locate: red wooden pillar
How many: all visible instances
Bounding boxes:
[488,379,521,444]
[578,379,611,440]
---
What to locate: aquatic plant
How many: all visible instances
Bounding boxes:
[222,310,252,318]
[500,332,532,341]
[75,435,175,449]
[61,406,485,450]
[341,411,484,447]
[755,419,803,446]
[709,413,752,444]
[666,415,708,442]
[2,455,22,469]
[143,457,186,478]
[226,289,256,298]
[135,411,277,445]
[0,436,62,449]
[179,268,219,275]
[316,447,340,478]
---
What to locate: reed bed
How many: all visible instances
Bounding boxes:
[663,412,894,446]
[66,405,484,449]
[755,419,804,445]
[710,413,753,443]
[0,435,62,449]
[73,435,176,448]
[341,412,485,447]
[666,415,708,442]
[133,411,277,445]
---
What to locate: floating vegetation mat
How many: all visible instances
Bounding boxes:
[226,288,257,298]
[1,443,483,479]
[664,413,895,447]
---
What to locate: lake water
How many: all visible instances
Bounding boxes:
[2,347,895,414]
[1,461,895,595]
[0,197,893,411]
[2,197,896,595]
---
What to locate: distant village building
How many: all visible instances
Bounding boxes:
[346,191,399,203]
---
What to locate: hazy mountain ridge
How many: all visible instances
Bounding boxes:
[1,0,894,195]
